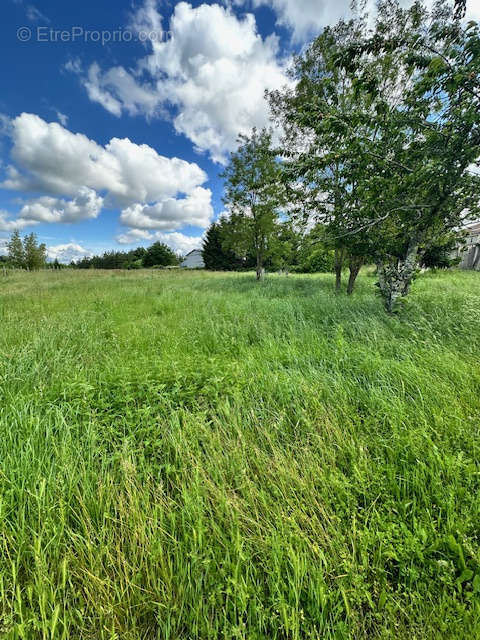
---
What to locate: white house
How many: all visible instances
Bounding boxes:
[181,249,205,269]
[455,222,480,271]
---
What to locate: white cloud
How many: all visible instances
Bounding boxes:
[116,228,153,244]
[84,63,161,119]
[76,1,290,163]
[245,0,346,41]
[19,188,104,223]
[3,113,208,204]
[238,0,479,42]
[116,228,203,255]
[64,58,82,75]
[1,113,213,229]
[55,111,68,126]
[46,243,92,263]
[119,186,213,230]
[0,113,12,137]
[0,210,37,232]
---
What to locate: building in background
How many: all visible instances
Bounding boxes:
[457,222,480,271]
[181,249,205,269]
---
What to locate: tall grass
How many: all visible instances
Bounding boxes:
[0,268,479,638]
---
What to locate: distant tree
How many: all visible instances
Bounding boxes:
[23,233,47,270]
[202,222,240,270]
[7,230,25,268]
[221,128,285,280]
[143,242,179,268]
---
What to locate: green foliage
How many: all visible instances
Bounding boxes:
[0,269,479,638]
[202,222,242,270]
[297,246,335,273]
[7,230,25,268]
[221,128,286,279]
[75,245,175,270]
[292,224,336,273]
[142,242,179,268]
[270,0,480,309]
[23,233,47,271]
[421,231,465,270]
[7,231,47,270]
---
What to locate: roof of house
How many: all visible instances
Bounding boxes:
[466,221,480,235]
[184,249,202,256]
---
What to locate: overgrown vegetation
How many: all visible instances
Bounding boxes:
[0,269,479,639]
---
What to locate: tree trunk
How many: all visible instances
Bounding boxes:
[335,247,345,292]
[376,237,421,313]
[347,255,363,295]
[256,252,265,281]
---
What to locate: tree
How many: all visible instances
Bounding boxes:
[23,233,47,270]
[142,242,179,268]
[271,0,480,311]
[202,222,240,270]
[7,230,25,268]
[221,128,285,280]
[269,11,374,295]
[350,1,480,310]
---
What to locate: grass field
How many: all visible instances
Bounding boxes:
[0,268,479,639]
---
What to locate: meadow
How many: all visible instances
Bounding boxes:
[0,268,479,639]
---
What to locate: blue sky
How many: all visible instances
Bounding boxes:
[1,0,478,262]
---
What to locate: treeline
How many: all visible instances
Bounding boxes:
[215,0,479,310]
[1,235,181,271]
[75,242,179,269]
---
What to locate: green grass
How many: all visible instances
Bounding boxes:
[0,268,479,639]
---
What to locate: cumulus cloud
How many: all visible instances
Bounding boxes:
[46,243,92,263]
[1,113,213,230]
[75,1,290,163]
[116,228,203,255]
[119,187,213,230]
[154,231,203,255]
[3,113,208,204]
[116,229,153,244]
[0,210,37,232]
[84,63,161,119]
[20,188,104,224]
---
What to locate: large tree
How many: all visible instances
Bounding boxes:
[350,1,480,310]
[271,0,480,310]
[221,128,285,280]
[269,11,377,295]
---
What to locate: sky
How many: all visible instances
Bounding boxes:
[0,0,479,262]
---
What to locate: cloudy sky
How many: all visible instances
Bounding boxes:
[1,0,479,262]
